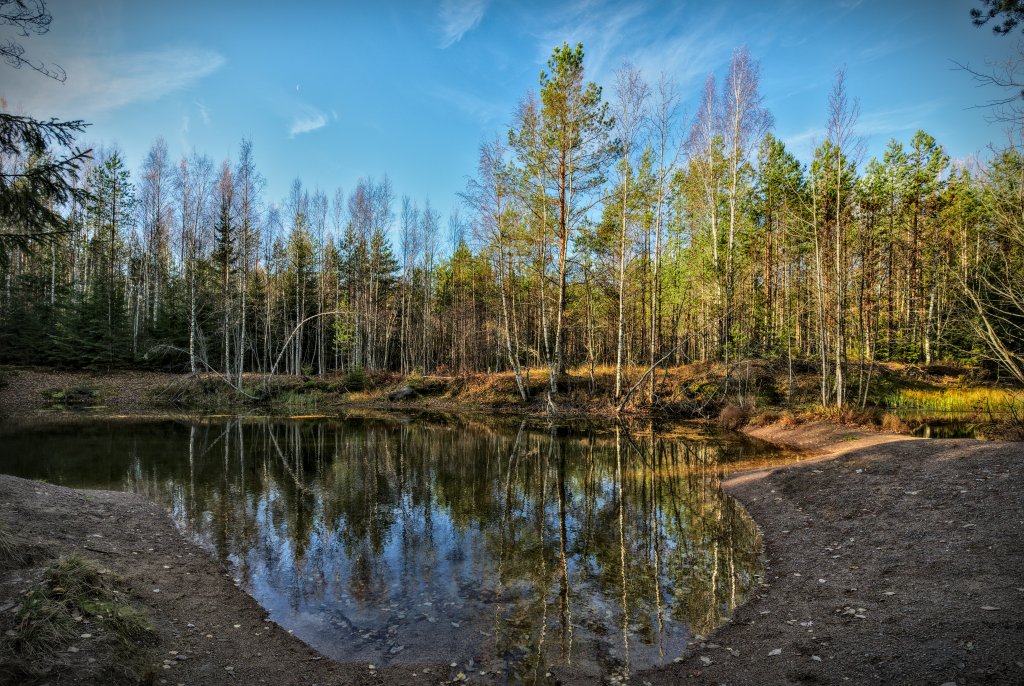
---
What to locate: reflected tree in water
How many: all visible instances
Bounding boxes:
[4,417,770,677]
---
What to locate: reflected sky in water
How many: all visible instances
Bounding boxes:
[0,416,787,680]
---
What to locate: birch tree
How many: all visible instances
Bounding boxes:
[612,62,649,402]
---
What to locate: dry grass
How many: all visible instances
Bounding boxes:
[747,409,781,427]
[885,387,1024,414]
[881,413,910,433]
[1,556,155,684]
[0,521,14,563]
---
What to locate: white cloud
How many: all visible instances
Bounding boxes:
[781,126,825,154]
[3,47,225,119]
[857,36,920,63]
[530,1,732,90]
[857,101,941,136]
[288,107,328,137]
[438,0,488,48]
[429,84,504,124]
[195,100,210,125]
[780,101,942,159]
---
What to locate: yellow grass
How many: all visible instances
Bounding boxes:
[887,387,1024,413]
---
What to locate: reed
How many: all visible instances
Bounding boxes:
[885,387,1024,413]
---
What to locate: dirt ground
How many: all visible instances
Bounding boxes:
[1,380,1022,684]
[635,423,1024,686]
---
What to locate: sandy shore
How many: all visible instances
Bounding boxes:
[0,475,451,686]
[636,422,1024,685]
[1,414,1022,684]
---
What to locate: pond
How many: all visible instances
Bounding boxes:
[0,414,793,681]
[890,409,990,439]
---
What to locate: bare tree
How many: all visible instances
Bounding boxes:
[960,147,1024,383]
[826,67,860,408]
[0,0,63,81]
[464,135,528,400]
[175,152,214,374]
[421,199,439,373]
[686,74,724,354]
[233,138,263,385]
[138,138,171,329]
[647,73,685,403]
[612,62,649,403]
[721,46,772,375]
[399,195,419,375]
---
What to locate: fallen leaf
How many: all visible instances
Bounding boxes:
[769,648,782,656]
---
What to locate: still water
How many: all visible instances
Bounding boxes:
[0,415,789,680]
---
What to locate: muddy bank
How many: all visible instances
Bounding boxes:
[0,369,183,424]
[635,423,1024,685]
[0,368,559,423]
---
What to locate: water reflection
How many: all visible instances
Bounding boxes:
[0,417,780,679]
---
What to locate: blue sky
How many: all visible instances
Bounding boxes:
[4,0,1019,228]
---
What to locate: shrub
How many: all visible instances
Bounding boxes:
[777,410,802,428]
[881,413,909,433]
[747,410,780,427]
[718,403,748,431]
[344,367,368,391]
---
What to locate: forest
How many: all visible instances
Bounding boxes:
[2,41,1023,412]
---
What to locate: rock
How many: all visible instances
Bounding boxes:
[388,386,419,402]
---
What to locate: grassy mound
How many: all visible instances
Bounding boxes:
[0,555,156,684]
